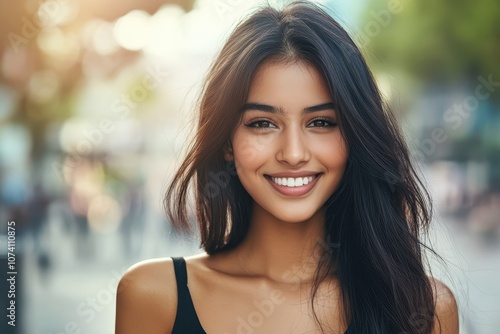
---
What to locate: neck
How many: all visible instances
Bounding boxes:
[232,202,328,284]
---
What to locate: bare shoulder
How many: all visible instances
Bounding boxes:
[115,257,177,334]
[428,276,459,334]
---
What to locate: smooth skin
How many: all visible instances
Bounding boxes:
[115,61,459,333]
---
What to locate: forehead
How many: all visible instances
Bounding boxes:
[246,60,332,108]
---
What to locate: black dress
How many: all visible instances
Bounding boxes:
[170,256,352,333]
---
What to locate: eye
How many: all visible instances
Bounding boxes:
[309,118,337,128]
[244,119,277,130]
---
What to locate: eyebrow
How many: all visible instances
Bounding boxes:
[240,102,336,115]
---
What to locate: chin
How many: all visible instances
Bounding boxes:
[273,211,318,224]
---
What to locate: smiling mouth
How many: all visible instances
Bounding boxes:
[264,173,322,187]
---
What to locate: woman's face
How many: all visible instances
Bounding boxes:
[228,60,348,223]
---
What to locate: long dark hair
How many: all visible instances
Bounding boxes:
[165,1,440,333]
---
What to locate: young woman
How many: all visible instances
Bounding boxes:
[115,1,459,333]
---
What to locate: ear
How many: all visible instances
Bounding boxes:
[223,141,234,161]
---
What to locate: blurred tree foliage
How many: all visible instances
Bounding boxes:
[361,0,500,189]
[361,0,500,97]
[0,0,195,160]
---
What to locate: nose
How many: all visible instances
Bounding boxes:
[276,125,310,166]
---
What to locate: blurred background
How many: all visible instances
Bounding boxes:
[0,0,498,333]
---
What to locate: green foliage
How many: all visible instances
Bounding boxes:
[362,0,500,87]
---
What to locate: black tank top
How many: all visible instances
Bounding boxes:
[170,256,352,333]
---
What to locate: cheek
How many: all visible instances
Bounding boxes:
[232,132,274,167]
[312,134,348,169]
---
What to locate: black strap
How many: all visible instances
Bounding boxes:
[172,257,188,299]
[171,257,206,333]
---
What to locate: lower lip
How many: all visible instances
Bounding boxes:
[265,174,322,197]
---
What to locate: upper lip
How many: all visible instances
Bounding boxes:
[266,171,321,178]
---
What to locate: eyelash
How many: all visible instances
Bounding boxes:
[244,118,337,130]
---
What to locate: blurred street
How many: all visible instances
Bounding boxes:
[20,207,201,334]
[426,215,500,334]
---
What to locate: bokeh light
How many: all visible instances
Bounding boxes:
[112,10,150,51]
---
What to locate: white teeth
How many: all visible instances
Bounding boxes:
[270,175,317,187]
